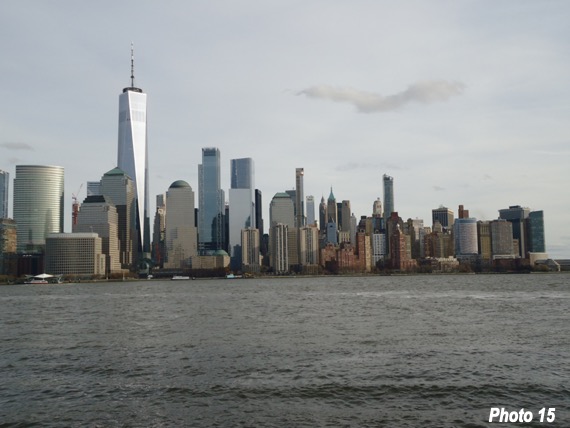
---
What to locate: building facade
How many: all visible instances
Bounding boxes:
[165,180,197,269]
[13,165,64,253]
[45,233,106,276]
[229,158,255,269]
[198,148,225,253]
[0,170,8,219]
[117,46,149,254]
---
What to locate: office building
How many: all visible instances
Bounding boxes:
[0,218,17,275]
[86,181,101,197]
[454,218,478,256]
[499,205,530,258]
[298,225,319,267]
[477,221,492,260]
[117,45,149,254]
[527,210,545,253]
[372,198,382,218]
[319,196,327,233]
[490,219,515,258]
[295,168,305,227]
[165,180,197,269]
[198,148,225,253]
[270,223,288,274]
[0,170,8,219]
[432,206,454,230]
[100,167,136,268]
[74,195,122,275]
[45,233,106,276]
[152,193,166,267]
[383,174,394,225]
[306,195,315,226]
[229,158,255,269]
[13,165,64,253]
[326,187,338,226]
[270,193,295,227]
[241,227,260,272]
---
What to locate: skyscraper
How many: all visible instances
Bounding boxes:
[229,158,255,269]
[383,174,394,227]
[295,168,305,227]
[269,193,295,227]
[198,147,225,253]
[165,180,197,269]
[13,165,64,253]
[527,210,545,253]
[0,170,8,219]
[499,205,530,258]
[432,206,454,230]
[306,196,315,226]
[117,44,149,255]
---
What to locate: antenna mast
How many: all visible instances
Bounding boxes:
[130,42,135,87]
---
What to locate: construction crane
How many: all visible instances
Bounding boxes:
[72,183,84,229]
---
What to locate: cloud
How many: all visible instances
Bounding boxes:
[298,80,465,113]
[0,142,34,151]
[335,162,377,172]
[433,185,446,191]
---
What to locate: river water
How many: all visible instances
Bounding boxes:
[1,274,568,427]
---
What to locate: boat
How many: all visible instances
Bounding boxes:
[171,275,190,280]
[24,273,62,284]
[226,274,242,279]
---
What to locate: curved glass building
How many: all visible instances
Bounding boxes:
[13,165,64,253]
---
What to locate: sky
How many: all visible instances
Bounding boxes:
[1,1,569,258]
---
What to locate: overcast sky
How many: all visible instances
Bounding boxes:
[1,1,569,257]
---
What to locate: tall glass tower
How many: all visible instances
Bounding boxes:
[0,170,8,219]
[13,165,64,253]
[198,148,225,253]
[382,174,394,226]
[117,44,149,254]
[229,158,255,269]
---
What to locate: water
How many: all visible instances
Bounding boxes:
[1,274,569,427]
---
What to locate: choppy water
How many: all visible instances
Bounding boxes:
[1,274,569,427]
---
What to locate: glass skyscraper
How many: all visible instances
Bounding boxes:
[13,165,64,253]
[382,174,394,226]
[198,148,225,253]
[117,45,149,254]
[228,158,255,269]
[0,170,8,219]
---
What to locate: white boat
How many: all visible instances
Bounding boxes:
[171,275,190,280]
[24,273,62,284]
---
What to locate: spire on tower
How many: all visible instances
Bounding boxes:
[130,42,135,87]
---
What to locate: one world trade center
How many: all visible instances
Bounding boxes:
[117,44,150,255]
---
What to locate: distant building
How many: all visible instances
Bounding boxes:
[295,168,305,227]
[229,158,255,270]
[152,193,166,268]
[306,195,315,226]
[432,206,454,231]
[490,219,515,259]
[498,205,530,258]
[0,170,9,219]
[199,147,225,253]
[270,193,295,227]
[270,223,288,274]
[454,218,478,256]
[14,165,64,253]
[241,228,260,272]
[0,218,17,275]
[74,195,122,276]
[165,180,197,269]
[527,210,545,253]
[45,233,106,276]
[100,167,136,269]
[477,221,492,260]
[382,175,394,225]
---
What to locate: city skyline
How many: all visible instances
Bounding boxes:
[0,2,568,257]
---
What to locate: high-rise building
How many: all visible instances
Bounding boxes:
[341,200,351,234]
[74,195,122,276]
[0,170,9,219]
[527,210,545,253]
[477,221,492,260]
[86,181,101,197]
[241,227,260,272]
[490,219,515,259]
[255,189,266,256]
[298,225,319,267]
[499,205,530,258]
[100,167,136,269]
[306,195,315,226]
[0,218,17,275]
[229,158,255,269]
[13,165,64,253]
[295,168,305,227]
[269,193,295,227]
[432,206,454,230]
[269,223,288,274]
[117,45,149,254]
[152,193,166,267]
[326,188,338,225]
[372,198,382,218]
[319,196,327,233]
[165,180,197,269]
[454,218,478,256]
[198,148,225,253]
[382,174,394,226]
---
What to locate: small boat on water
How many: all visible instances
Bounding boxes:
[171,275,191,280]
[24,273,62,284]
